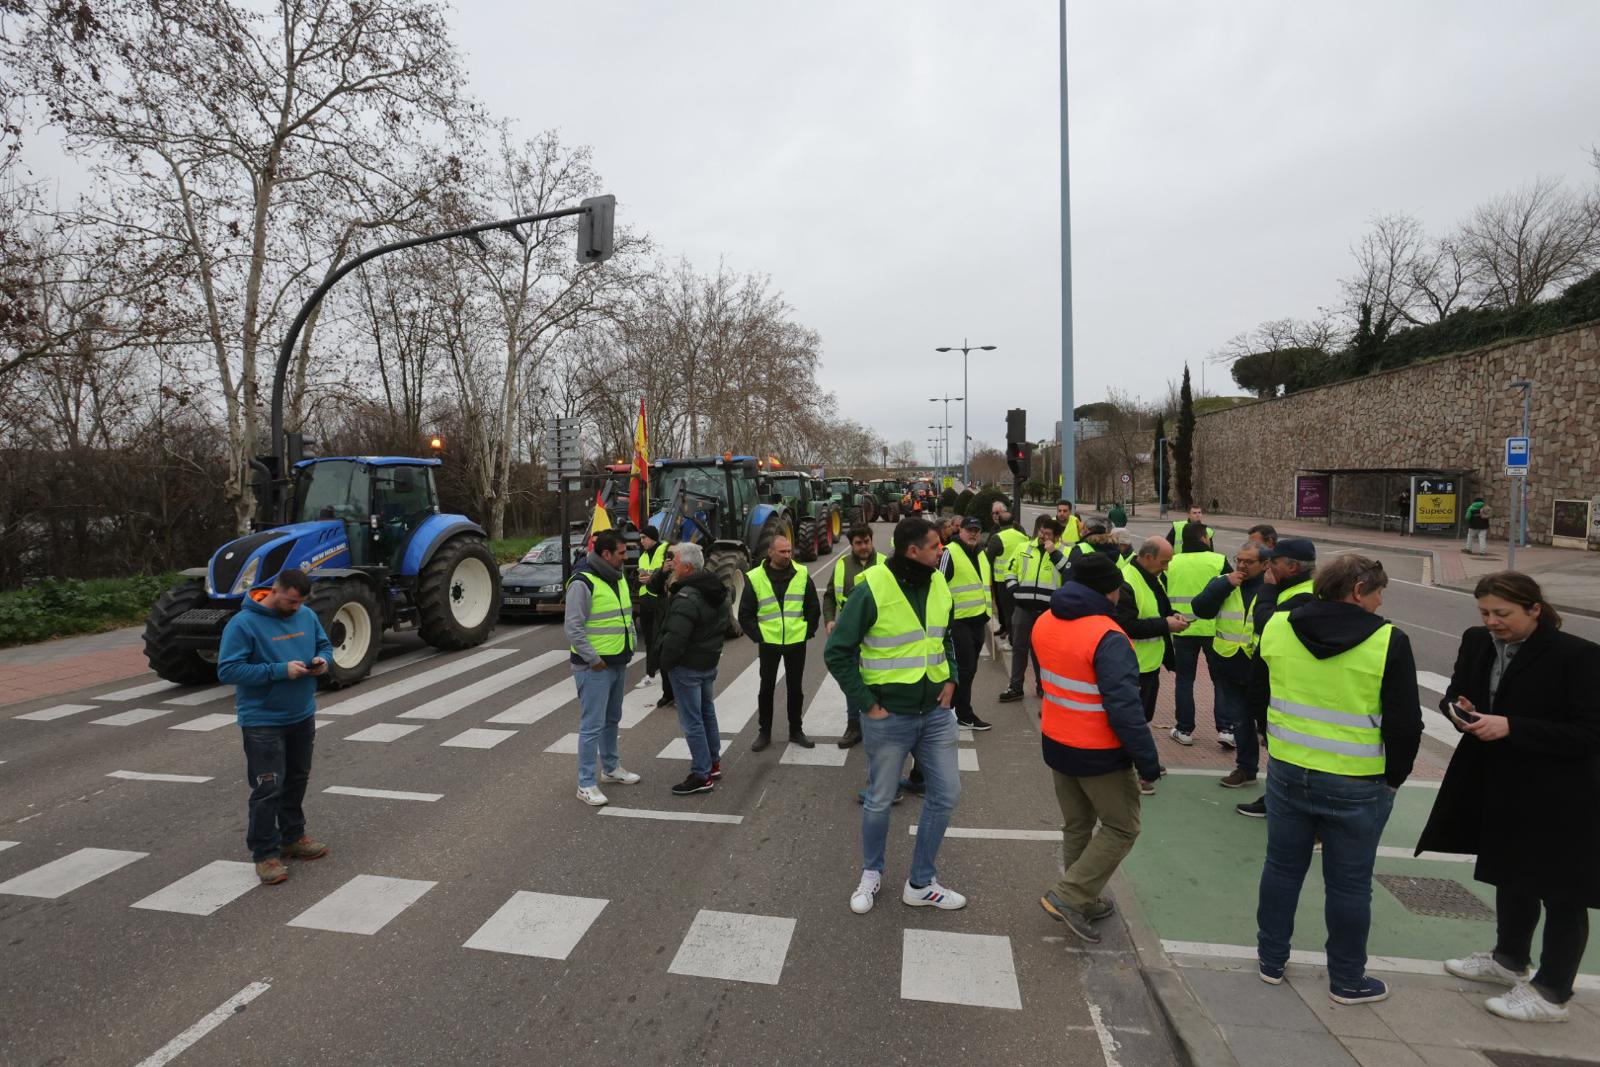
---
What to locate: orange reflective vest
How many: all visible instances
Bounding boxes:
[1031,611,1127,751]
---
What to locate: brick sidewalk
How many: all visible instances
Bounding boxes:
[0,626,148,708]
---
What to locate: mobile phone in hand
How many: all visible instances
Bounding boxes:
[310,657,328,675]
[1447,701,1480,726]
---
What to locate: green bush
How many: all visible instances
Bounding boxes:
[955,488,976,516]
[969,487,1011,526]
[938,487,959,513]
[0,574,177,647]
[490,535,544,563]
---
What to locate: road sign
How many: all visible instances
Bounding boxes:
[1505,435,1529,477]
[1120,473,1131,484]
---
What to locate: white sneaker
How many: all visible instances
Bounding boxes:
[849,870,881,914]
[999,638,1012,652]
[902,879,967,910]
[576,786,609,807]
[1170,728,1194,746]
[635,674,656,689]
[1486,982,1569,1023]
[1218,730,1236,749]
[600,767,641,785]
[1446,951,1531,986]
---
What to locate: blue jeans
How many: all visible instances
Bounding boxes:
[669,665,720,778]
[1256,763,1395,988]
[1214,671,1257,775]
[860,707,962,886]
[1174,637,1232,734]
[241,716,315,861]
[573,662,627,788]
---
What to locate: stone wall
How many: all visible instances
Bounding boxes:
[1192,322,1600,545]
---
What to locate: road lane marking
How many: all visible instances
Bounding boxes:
[133,980,272,1067]
[1416,670,1451,694]
[131,860,258,915]
[656,737,729,760]
[0,847,147,898]
[13,703,96,722]
[901,929,1022,1010]
[440,728,517,749]
[668,909,797,986]
[170,713,236,732]
[320,648,516,717]
[1419,703,1461,749]
[286,874,436,935]
[96,680,182,702]
[463,891,609,960]
[779,742,848,766]
[0,841,17,853]
[706,658,776,736]
[958,748,979,771]
[342,722,423,743]
[488,676,576,726]
[92,707,173,727]
[803,682,849,737]
[162,685,233,707]
[323,786,442,802]
[1159,940,1600,991]
[598,807,744,825]
[369,647,438,676]
[909,825,1057,841]
[544,732,580,754]
[1087,1001,1126,1067]
[399,650,567,720]
[107,770,214,783]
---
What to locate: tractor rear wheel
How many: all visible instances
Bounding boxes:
[828,509,842,542]
[310,578,382,688]
[417,536,501,650]
[143,581,220,685]
[795,518,819,562]
[860,499,875,523]
[708,547,748,639]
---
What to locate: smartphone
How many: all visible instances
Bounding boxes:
[310,657,328,675]
[1447,701,1480,726]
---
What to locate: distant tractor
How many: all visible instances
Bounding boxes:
[825,477,875,525]
[144,456,499,688]
[868,478,904,522]
[650,455,792,636]
[764,469,836,561]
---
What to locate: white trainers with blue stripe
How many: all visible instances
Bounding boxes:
[902,879,968,910]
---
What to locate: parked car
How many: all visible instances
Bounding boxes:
[499,538,572,617]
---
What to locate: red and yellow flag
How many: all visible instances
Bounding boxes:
[588,488,612,549]
[628,397,649,528]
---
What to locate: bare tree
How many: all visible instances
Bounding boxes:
[888,439,919,469]
[1463,175,1600,309]
[1342,213,1428,336]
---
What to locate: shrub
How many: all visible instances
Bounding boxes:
[0,574,176,647]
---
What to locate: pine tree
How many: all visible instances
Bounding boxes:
[1152,414,1170,510]
[1175,364,1196,508]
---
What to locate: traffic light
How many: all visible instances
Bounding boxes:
[286,432,316,465]
[576,194,616,264]
[1006,408,1027,444]
[1006,441,1031,478]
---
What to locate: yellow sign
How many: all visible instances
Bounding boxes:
[1415,493,1457,525]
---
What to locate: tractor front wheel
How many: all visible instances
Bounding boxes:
[143,581,220,685]
[310,578,382,688]
[417,536,501,650]
[708,547,748,639]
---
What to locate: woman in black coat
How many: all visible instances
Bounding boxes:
[1416,571,1600,1023]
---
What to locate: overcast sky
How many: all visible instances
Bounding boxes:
[452,0,1600,465]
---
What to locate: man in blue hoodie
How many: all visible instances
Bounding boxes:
[1032,553,1164,944]
[216,568,334,886]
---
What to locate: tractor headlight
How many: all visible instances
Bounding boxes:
[230,556,262,596]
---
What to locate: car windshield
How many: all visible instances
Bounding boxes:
[519,539,562,564]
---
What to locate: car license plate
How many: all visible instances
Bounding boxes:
[504,597,531,605]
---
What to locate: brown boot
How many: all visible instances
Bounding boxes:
[256,858,288,885]
[280,835,328,861]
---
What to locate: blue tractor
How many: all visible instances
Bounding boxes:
[143,455,500,688]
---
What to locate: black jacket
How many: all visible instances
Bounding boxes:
[1417,625,1600,906]
[1247,600,1421,788]
[738,561,820,644]
[657,569,731,673]
[1114,561,1175,672]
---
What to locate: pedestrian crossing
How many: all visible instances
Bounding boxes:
[0,843,1029,1009]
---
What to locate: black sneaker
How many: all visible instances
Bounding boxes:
[997,688,1024,703]
[837,724,863,749]
[655,695,675,708]
[751,732,771,752]
[1236,796,1267,818]
[957,712,993,731]
[671,774,713,796]
[789,731,815,749]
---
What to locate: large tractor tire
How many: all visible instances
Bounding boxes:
[143,580,220,685]
[707,546,748,639]
[828,508,842,542]
[310,578,382,688]
[417,536,501,650]
[860,499,875,523]
[795,517,820,562]
[754,514,792,560]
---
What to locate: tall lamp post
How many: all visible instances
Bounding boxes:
[929,395,962,485]
[935,340,996,486]
[928,424,951,480]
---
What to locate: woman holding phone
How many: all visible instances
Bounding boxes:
[1417,571,1600,1023]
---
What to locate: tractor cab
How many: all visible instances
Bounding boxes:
[292,457,442,569]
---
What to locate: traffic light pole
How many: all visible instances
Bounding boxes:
[1058,0,1076,506]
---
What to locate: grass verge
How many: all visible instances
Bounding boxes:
[490,534,544,564]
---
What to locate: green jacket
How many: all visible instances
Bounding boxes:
[824,559,958,715]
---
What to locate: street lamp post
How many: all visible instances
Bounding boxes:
[929,395,962,486]
[935,340,996,487]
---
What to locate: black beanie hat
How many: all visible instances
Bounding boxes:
[642,525,661,541]
[1070,553,1123,597]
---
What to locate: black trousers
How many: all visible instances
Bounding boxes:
[241,716,315,861]
[1494,886,1590,1002]
[1138,670,1161,724]
[757,642,807,734]
[993,581,1014,636]
[951,615,987,716]
[636,596,660,676]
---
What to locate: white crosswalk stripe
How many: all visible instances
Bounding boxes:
[95,680,183,702]
[107,770,213,783]
[320,648,516,717]
[131,860,258,915]
[162,685,233,707]
[399,650,567,721]
[92,707,173,727]
[0,841,18,853]
[803,682,849,738]
[463,891,609,960]
[1416,670,1451,694]
[324,786,442,802]
[901,929,1022,1010]
[0,847,147,899]
[668,909,797,986]
[704,657,774,736]
[656,737,729,760]
[169,713,236,732]
[343,722,424,743]
[486,675,577,726]
[13,703,96,722]
[440,728,516,749]
[779,742,848,766]
[286,874,436,935]
[958,748,980,772]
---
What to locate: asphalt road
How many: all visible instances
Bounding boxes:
[0,524,1179,1067]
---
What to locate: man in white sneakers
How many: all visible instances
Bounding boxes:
[565,530,643,806]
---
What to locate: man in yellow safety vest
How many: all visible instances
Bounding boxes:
[938,516,993,732]
[739,535,820,752]
[824,524,886,749]
[1167,505,1215,555]
[1189,540,1268,789]
[565,530,642,807]
[1165,523,1229,747]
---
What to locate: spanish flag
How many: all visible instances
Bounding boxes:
[588,488,612,549]
[628,397,649,527]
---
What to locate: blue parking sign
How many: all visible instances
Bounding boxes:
[1505,436,1529,475]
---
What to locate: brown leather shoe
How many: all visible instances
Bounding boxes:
[256,858,288,885]
[280,835,328,861]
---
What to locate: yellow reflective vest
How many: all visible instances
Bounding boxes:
[1123,564,1168,673]
[636,543,667,598]
[1258,612,1389,777]
[1166,551,1226,638]
[746,563,811,645]
[569,571,635,657]
[1213,583,1258,658]
[858,565,952,685]
[1171,520,1215,554]
[945,545,993,619]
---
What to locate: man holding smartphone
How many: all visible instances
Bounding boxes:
[217,568,334,886]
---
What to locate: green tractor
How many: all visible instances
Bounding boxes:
[825,477,875,526]
[868,477,904,522]
[763,469,836,562]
